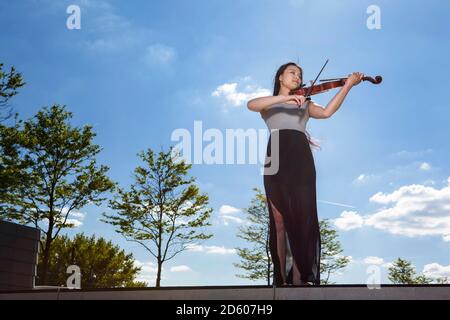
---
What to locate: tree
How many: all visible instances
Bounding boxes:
[436,277,449,284]
[39,233,146,288]
[234,190,350,285]
[0,63,25,121]
[0,105,115,285]
[0,120,31,208]
[0,62,26,207]
[234,188,272,285]
[319,219,351,284]
[102,147,213,287]
[388,258,437,284]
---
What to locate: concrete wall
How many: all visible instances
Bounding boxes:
[0,220,40,290]
[1,285,449,300]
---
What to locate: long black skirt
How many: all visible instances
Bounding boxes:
[263,129,321,286]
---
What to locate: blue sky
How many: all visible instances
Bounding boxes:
[1,0,449,286]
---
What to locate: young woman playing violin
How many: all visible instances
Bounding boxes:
[247,62,373,286]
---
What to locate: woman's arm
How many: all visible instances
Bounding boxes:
[247,94,306,112]
[309,72,364,119]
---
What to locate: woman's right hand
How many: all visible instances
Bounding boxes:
[284,94,307,106]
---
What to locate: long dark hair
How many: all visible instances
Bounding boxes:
[273,62,321,150]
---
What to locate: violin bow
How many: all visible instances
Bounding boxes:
[319,77,346,81]
[297,59,329,108]
[305,59,328,98]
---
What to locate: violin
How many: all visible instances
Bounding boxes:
[289,59,382,100]
[290,75,382,98]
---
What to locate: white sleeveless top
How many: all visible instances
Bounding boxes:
[260,101,310,133]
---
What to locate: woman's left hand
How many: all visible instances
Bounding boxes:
[345,72,364,87]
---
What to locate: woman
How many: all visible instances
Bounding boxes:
[247,62,363,286]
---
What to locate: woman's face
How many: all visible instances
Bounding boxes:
[279,65,302,90]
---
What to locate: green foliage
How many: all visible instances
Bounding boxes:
[102,147,213,287]
[319,219,351,284]
[234,188,272,285]
[0,120,31,208]
[0,105,115,284]
[39,233,145,288]
[0,62,26,207]
[388,258,435,284]
[0,63,25,121]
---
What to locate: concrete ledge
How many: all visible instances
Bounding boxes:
[0,285,449,300]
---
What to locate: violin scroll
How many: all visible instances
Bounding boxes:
[363,75,382,84]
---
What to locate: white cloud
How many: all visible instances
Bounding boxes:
[174,218,190,226]
[333,211,364,231]
[217,205,248,226]
[344,179,450,241]
[336,179,450,242]
[186,244,236,255]
[69,211,86,219]
[363,256,385,265]
[420,162,431,171]
[134,260,165,285]
[219,205,241,215]
[170,265,192,272]
[422,263,450,279]
[348,256,392,269]
[353,173,381,186]
[134,260,158,272]
[144,44,176,67]
[355,174,367,183]
[204,246,237,255]
[366,180,450,241]
[212,78,270,107]
[65,219,83,228]
[221,215,246,226]
[369,183,435,205]
[39,209,86,228]
[185,244,204,252]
